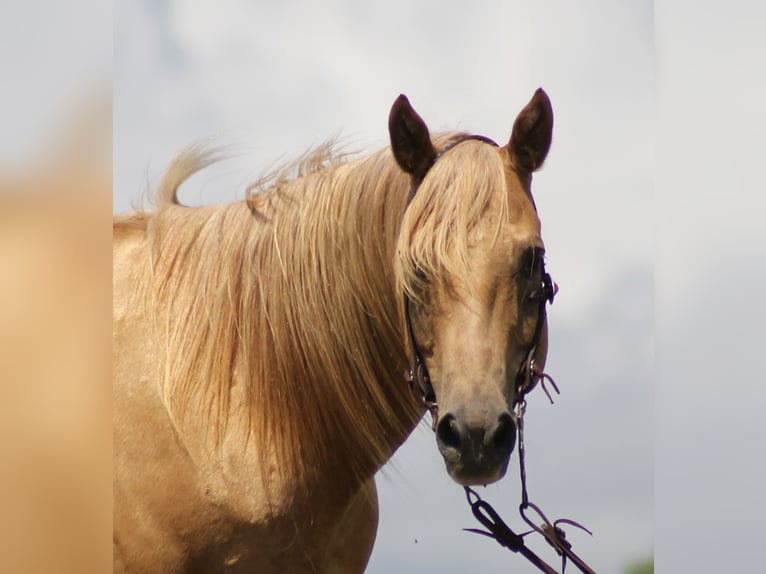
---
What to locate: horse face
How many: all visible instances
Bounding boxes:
[391,89,553,485]
[411,220,548,485]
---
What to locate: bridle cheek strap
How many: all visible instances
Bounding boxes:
[514,267,559,406]
[404,296,439,429]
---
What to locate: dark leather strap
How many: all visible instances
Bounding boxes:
[513,261,558,404]
[404,296,438,428]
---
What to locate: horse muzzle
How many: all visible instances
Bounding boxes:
[435,408,516,485]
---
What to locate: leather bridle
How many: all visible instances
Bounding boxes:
[402,134,557,427]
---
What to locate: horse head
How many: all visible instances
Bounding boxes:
[390,89,554,486]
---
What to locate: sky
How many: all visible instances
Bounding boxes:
[111,1,763,572]
[654,2,766,571]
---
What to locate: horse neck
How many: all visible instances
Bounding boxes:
[239,153,423,495]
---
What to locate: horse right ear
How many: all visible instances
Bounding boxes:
[508,88,553,174]
[388,94,436,180]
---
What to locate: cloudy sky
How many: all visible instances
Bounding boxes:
[111,1,764,572]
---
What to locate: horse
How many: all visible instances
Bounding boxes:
[113,88,554,573]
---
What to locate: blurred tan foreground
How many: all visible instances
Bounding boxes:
[0,101,111,573]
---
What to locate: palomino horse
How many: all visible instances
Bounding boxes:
[113,89,554,573]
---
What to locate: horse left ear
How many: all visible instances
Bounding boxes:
[388,94,437,181]
[508,88,554,174]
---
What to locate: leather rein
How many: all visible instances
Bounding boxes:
[402,135,597,573]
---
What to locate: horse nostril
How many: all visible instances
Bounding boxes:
[436,414,462,450]
[490,413,516,453]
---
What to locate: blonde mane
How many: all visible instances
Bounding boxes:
[115,134,514,487]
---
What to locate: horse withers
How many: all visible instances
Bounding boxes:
[113,89,553,572]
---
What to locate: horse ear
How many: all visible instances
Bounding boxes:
[388,94,436,180]
[508,88,553,173]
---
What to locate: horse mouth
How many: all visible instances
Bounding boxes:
[442,455,511,486]
[438,435,513,486]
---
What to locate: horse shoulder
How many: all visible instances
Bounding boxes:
[112,213,381,573]
[113,215,195,571]
[321,478,380,573]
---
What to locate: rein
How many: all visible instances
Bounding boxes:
[402,135,597,573]
[463,397,597,574]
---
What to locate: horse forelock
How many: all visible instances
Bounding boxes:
[136,141,422,492]
[395,136,512,303]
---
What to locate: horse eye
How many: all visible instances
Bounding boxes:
[520,252,543,279]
